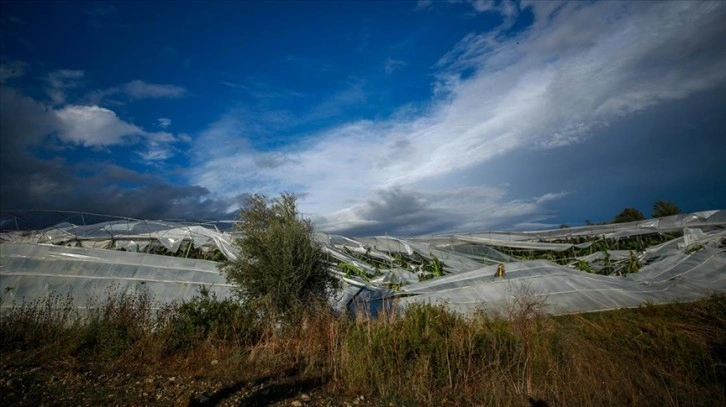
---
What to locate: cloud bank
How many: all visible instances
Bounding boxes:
[0,84,216,219]
[1,1,724,235]
[188,1,726,235]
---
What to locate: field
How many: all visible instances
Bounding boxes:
[2,210,725,405]
[2,291,725,406]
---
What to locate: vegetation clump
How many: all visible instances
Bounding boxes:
[1,292,725,406]
[652,200,681,218]
[613,207,646,223]
[219,193,340,322]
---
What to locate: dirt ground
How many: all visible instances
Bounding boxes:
[0,351,377,407]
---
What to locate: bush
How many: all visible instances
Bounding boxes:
[220,193,340,322]
[0,292,82,356]
[82,287,154,359]
[162,286,261,353]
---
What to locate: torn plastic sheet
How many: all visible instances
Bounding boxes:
[1,210,724,316]
[1,220,239,261]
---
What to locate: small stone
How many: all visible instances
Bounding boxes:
[300,393,311,402]
[168,377,176,382]
[291,401,303,407]
[210,359,219,366]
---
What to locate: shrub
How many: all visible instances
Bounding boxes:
[220,193,340,323]
[0,292,82,356]
[81,286,154,359]
[161,286,261,353]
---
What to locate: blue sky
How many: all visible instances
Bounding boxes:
[1,0,725,235]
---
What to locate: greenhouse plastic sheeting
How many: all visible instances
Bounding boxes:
[1,210,725,316]
[1,220,239,261]
[395,247,726,315]
[0,243,234,309]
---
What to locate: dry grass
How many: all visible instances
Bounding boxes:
[2,290,725,406]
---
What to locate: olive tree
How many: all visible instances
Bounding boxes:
[220,193,339,321]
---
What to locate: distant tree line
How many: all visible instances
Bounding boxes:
[580,200,681,227]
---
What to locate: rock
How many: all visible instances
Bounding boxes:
[291,401,303,407]
[168,377,176,382]
[300,393,311,402]
[210,359,219,366]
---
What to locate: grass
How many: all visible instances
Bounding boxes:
[2,290,725,406]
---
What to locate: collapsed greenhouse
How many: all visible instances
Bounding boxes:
[1,210,725,316]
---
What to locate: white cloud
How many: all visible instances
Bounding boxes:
[148,131,176,143]
[52,105,183,163]
[469,0,519,28]
[54,105,143,146]
[157,117,172,128]
[190,1,726,234]
[138,141,174,161]
[535,192,569,205]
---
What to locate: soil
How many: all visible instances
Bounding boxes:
[0,351,377,407]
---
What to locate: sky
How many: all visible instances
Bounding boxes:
[1,0,725,236]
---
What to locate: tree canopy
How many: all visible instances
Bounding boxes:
[612,207,646,224]
[220,193,339,322]
[652,200,681,218]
